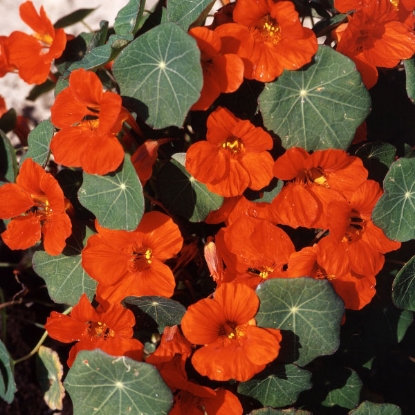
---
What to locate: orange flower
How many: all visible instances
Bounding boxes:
[189,26,244,111]
[181,283,282,381]
[0,158,71,255]
[45,294,143,367]
[317,180,401,278]
[185,106,274,197]
[270,147,368,228]
[334,0,415,89]
[287,245,376,309]
[216,0,318,82]
[50,68,126,175]
[6,1,66,84]
[82,211,183,304]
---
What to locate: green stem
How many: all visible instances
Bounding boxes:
[12,306,73,365]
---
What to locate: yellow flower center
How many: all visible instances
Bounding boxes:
[33,32,53,46]
[129,248,153,272]
[222,137,243,154]
[89,321,115,339]
[252,15,282,45]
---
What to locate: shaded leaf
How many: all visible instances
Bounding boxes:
[259,46,371,151]
[78,155,144,230]
[54,8,96,29]
[238,364,312,408]
[0,339,16,404]
[114,0,145,36]
[32,222,97,306]
[26,79,56,101]
[0,130,17,183]
[167,0,216,30]
[0,109,16,134]
[36,346,65,410]
[349,401,402,415]
[113,23,203,128]
[65,349,173,415]
[123,296,186,333]
[392,254,415,311]
[356,142,396,169]
[248,408,312,415]
[372,157,415,242]
[20,120,54,166]
[156,153,223,222]
[404,58,415,104]
[256,278,344,366]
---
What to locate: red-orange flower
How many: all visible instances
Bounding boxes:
[185,106,274,197]
[50,68,126,175]
[216,0,318,82]
[334,0,415,89]
[181,283,282,381]
[0,158,71,255]
[45,294,143,367]
[189,26,244,111]
[82,211,183,304]
[6,1,66,84]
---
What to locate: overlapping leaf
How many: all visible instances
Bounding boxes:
[256,278,344,366]
[0,130,17,183]
[350,401,402,414]
[156,153,223,222]
[259,46,371,150]
[78,156,144,230]
[0,339,16,404]
[392,254,415,311]
[20,120,54,166]
[65,350,173,415]
[167,0,216,30]
[114,0,145,36]
[404,58,415,104]
[32,223,97,306]
[113,23,203,128]
[238,364,312,408]
[372,157,415,242]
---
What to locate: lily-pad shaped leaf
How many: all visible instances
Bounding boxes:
[78,155,144,230]
[65,349,173,415]
[372,157,415,242]
[256,278,344,366]
[123,296,186,333]
[0,339,16,404]
[167,0,216,30]
[349,401,402,415]
[404,58,415,104]
[238,364,312,408]
[392,254,415,311]
[54,8,96,29]
[114,0,145,36]
[112,22,203,128]
[248,409,312,415]
[32,222,97,306]
[0,130,18,183]
[20,120,54,166]
[37,346,65,410]
[156,153,223,222]
[259,45,371,151]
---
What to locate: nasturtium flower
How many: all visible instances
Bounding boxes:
[82,211,183,304]
[181,283,282,381]
[0,158,72,255]
[189,26,244,111]
[50,68,126,175]
[185,106,274,197]
[6,1,66,84]
[216,0,318,82]
[45,294,143,367]
[334,0,415,89]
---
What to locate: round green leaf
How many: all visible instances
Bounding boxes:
[356,142,397,170]
[392,254,415,311]
[65,349,173,415]
[32,222,97,306]
[372,157,415,242]
[112,23,203,128]
[37,346,65,411]
[259,46,371,151]
[0,339,16,404]
[238,364,312,408]
[256,278,344,366]
[20,120,54,166]
[167,0,216,30]
[249,409,312,415]
[349,401,402,415]
[123,296,186,333]
[78,155,144,230]
[156,153,223,222]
